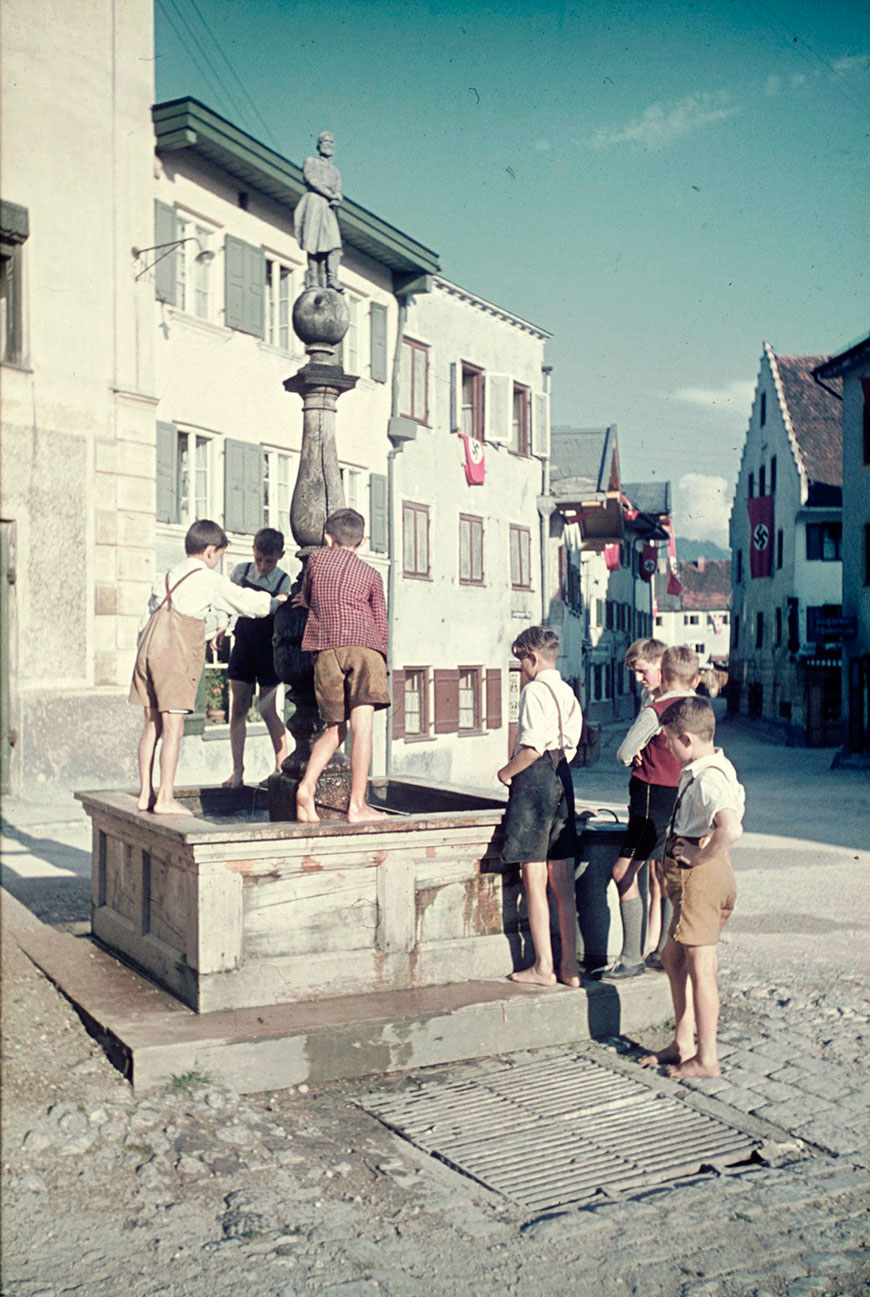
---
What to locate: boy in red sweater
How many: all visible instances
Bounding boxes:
[294,509,390,823]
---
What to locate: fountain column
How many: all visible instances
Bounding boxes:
[268,286,358,820]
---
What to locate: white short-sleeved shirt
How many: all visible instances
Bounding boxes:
[139,557,275,638]
[672,749,746,839]
[515,669,583,765]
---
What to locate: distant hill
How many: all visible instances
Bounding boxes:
[677,538,730,562]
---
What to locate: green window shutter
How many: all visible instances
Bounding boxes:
[369,473,387,553]
[226,236,265,338]
[370,302,388,383]
[154,200,177,305]
[242,443,265,534]
[224,438,247,532]
[155,422,178,524]
[449,362,458,432]
[245,242,265,339]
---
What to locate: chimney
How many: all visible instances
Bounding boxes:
[697,556,706,572]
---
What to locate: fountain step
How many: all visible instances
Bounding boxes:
[11,917,670,1095]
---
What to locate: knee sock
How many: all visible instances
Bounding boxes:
[656,896,674,954]
[619,897,644,967]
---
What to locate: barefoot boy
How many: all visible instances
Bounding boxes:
[497,626,583,988]
[223,528,292,788]
[130,520,287,815]
[639,695,744,1079]
[294,508,390,824]
[605,643,698,980]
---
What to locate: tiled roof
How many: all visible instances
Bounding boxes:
[771,352,843,489]
[550,427,617,493]
[623,480,671,517]
[655,559,731,611]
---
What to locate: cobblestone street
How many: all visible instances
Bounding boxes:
[2,715,869,1296]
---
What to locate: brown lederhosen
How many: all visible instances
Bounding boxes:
[663,765,737,946]
[128,570,206,712]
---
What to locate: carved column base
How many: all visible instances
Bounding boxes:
[267,753,351,823]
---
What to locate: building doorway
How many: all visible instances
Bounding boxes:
[806,662,842,747]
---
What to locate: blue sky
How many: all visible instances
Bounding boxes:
[154,0,869,547]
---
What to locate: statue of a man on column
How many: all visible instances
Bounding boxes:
[294,131,343,292]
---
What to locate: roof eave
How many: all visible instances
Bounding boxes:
[152,98,441,280]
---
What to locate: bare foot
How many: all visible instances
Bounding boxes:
[151,798,190,816]
[509,967,557,986]
[296,786,320,823]
[222,772,244,788]
[667,1055,720,1079]
[558,964,581,988]
[136,797,154,812]
[638,1042,686,1068]
[347,804,388,823]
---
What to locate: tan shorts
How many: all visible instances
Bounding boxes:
[663,848,737,947]
[129,609,205,713]
[313,646,390,723]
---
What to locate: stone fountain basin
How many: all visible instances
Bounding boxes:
[76,779,523,1014]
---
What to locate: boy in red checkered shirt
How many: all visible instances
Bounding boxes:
[294,508,391,823]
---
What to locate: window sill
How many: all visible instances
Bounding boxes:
[402,733,437,744]
[459,580,485,588]
[403,573,432,582]
[0,358,32,373]
[458,728,487,738]
[166,309,231,340]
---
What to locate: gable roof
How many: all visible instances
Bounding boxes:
[622,480,671,517]
[813,330,870,380]
[550,426,619,495]
[767,345,842,494]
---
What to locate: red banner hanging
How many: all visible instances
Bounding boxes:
[665,520,682,596]
[604,544,620,571]
[747,495,774,578]
[460,434,485,485]
[640,544,658,582]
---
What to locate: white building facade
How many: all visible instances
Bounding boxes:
[653,559,731,669]
[728,343,843,746]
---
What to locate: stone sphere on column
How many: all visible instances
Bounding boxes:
[292,287,349,351]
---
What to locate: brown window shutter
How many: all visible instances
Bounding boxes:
[486,669,502,729]
[392,670,405,739]
[434,669,460,734]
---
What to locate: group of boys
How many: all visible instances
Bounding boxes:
[131,515,744,1079]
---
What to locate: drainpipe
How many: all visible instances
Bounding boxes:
[384,296,416,778]
[538,365,554,624]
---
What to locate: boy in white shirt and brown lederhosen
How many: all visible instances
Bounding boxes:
[129,520,286,815]
[497,626,584,989]
[639,695,745,1079]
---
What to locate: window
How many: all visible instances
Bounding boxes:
[694,643,705,654]
[605,601,615,631]
[595,598,604,628]
[263,448,297,536]
[759,464,766,496]
[0,200,27,366]
[340,465,365,532]
[775,607,782,646]
[748,472,754,499]
[509,384,530,455]
[736,549,743,583]
[684,614,699,626]
[176,216,214,319]
[461,363,484,438]
[776,528,783,570]
[342,294,360,373]
[865,524,870,586]
[400,338,429,423]
[806,604,841,641]
[264,259,293,351]
[655,615,663,627]
[459,514,484,585]
[458,667,482,731]
[593,664,603,701]
[733,615,740,649]
[770,455,777,493]
[403,502,429,578]
[806,522,842,562]
[760,391,767,426]
[403,669,428,736]
[510,525,531,589]
[755,611,764,648]
[178,429,213,525]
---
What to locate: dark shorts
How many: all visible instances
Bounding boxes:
[227,617,280,689]
[313,646,391,723]
[501,755,578,865]
[618,776,678,862]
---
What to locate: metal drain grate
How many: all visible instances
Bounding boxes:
[361,1054,760,1211]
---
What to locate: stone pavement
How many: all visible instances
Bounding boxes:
[2,713,870,1295]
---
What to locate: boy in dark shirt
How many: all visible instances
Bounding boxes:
[294,509,390,823]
